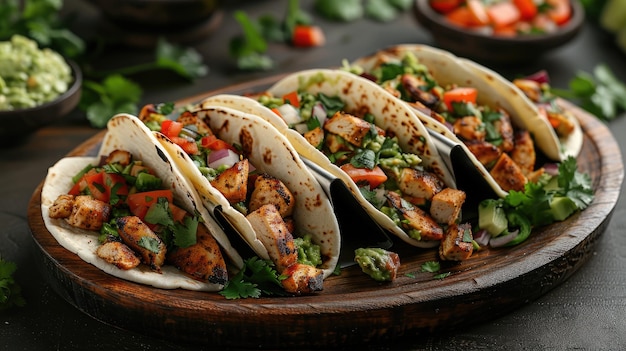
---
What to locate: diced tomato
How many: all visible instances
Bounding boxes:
[169,203,188,223]
[102,173,129,202]
[271,107,282,117]
[443,87,478,111]
[292,25,325,48]
[160,119,184,139]
[282,91,301,108]
[466,0,490,26]
[445,7,475,27]
[513,0,538,20]
[200,135,237,152]
[493,24,518,37]
[127,190,174,219]
[170,136,199,155]
[486,2,521,28]
[340,163,388,189]
[546,0,571,25]
[430,0,463,14]
[69,171,109,202]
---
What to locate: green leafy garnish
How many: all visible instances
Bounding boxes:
[420,261,440,273]
[0,257,26,310]
[551,64,626,121]
[219,257,285,299]
[314,0,412,22]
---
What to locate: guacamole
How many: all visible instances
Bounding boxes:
[0,35,72,111]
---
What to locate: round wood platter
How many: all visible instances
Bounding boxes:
[28,89,623,348]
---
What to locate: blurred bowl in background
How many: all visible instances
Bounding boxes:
[413,0,585,65]
[86,0,224,47]
[0,60,82,146]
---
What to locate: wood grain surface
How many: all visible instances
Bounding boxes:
[27,96,623,348]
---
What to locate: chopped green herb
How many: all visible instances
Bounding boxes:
[0,257,25,310]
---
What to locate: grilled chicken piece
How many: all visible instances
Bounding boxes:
[385,191,443,241]
[50,195,111,231]
[280,263,324,294]
[397,168,444,200]
[510,130,536,176]
[210,159,249,204]
[167,223,228,284]
[465,140,502,168]
[400,74,439,108]
[95,241,141,270]
[453,116,485,141]
[545,108,576,138]
[408,101,447,125]
[248,173,295,218]
[513,79,543,103]
[48,194,75,219]
[116,216,167,272]
[493,111,515,153]
[177,111,213,136]
[430,188,466,225]
[246,204,297,272]
[303,126,324,149]
[324,133,351,155]
[103,149,132,167]
[323,111,384,147]
[489,153,527,192]
[439,223,474,261]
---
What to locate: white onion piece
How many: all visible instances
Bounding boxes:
[208,149,240,169]
[311,102,327,127]
[293,122,309,135]
[543,163,559,176]
[473,229,491,247]
[277,104,301,125]
[489,229,518,248]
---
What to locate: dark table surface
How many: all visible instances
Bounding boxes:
[2,1,625,350]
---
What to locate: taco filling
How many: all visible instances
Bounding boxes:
[138,103,338,293]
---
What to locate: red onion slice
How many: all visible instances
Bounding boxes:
[489,229,518,248]
[208,149,240,169]
[473,229,491,247]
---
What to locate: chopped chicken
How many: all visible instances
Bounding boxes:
[547,109,576,138]
[246,204,297,272]
[430,188,466,225]
[177,111,213,136]
[210,159,249,204]
[102,149,132,167]
[248,173,295,218]
[324,133,351,155]
[396,168,444,200]
[303,126,325,149]
[167,223,228,284]
[489,153,527,192]
[493,111,515,153]
[400,74,439,107]
[116,216,167,272]
[323,111,384,147]
[453,116,486,141]
[510,130,536,176]
[280,263,324,294]
[439,223,474,261]
[95,241,141,270]
[464,140,502,168]
[49,194,111,231]
[513,79,543,102]
[385,191,443,241]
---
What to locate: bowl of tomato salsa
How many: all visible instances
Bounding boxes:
[413,0,584,64]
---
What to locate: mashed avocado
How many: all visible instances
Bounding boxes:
[0,35,72,111]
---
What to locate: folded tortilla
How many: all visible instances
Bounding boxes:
[41,114,243,291]
[200,69,458,248]
[155,106,341,278]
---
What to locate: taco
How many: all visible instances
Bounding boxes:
[41,114,243,292]
[137,104,341,292]
[344,44,583,196]
[199,69,474,261]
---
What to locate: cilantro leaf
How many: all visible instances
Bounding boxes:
[155,38,209,80]
[81,74,142,128]
[314,0,364,22]
[173,216,199,248]
[219,257,285,299]
[0,258,26,310]
[557,156,594,210]
[420,261,440,273]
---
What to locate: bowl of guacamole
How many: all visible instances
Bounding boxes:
[0,35,82,144]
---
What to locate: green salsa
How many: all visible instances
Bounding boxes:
[0,35,72,111]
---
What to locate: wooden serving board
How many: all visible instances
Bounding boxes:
[27,83,623,348]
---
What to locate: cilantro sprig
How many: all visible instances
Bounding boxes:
[219,257,286,299]
[0,257,26,310]
[551,64,626,121]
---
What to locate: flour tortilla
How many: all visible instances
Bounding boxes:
[201,69,456,248]
[351,44,584,197]
[41,114,243,291]
[156,106,341,278]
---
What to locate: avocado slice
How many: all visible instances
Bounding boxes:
[550,196,578,221]
[478,199,508,237]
